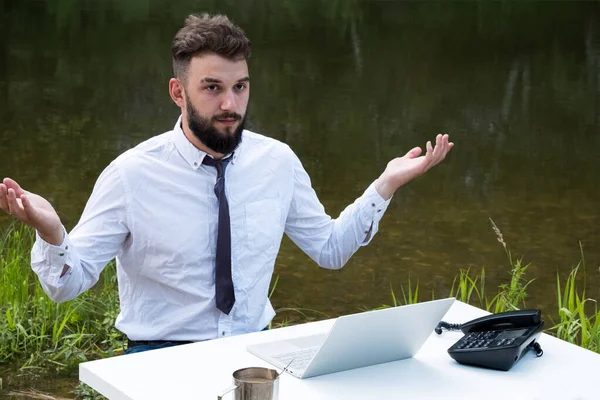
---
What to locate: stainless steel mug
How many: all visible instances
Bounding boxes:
[217,367,280,400]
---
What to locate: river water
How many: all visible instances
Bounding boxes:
[1,0,599,396]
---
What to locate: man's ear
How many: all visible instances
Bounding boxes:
[169,78,186,108]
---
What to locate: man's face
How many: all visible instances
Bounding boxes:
[182,53,250,154]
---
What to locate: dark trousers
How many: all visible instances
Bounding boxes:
[124,339,192,355]
[125,326,270,354]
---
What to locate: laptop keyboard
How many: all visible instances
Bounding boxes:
[272,346,320,370]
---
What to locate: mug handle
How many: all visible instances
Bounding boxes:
[217,384,239,400]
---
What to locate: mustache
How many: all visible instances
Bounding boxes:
[212,112,242,121]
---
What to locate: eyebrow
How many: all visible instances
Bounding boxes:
[200,77,250,84]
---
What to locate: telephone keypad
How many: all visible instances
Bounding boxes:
[456,329,523,350]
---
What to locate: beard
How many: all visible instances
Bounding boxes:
[185,94,246,155]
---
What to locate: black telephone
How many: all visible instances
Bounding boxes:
[435,309,544,371]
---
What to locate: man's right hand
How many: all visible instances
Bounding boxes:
[0,177,64,246]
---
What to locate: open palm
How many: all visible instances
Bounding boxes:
[376,134,454,199]
[0,178,63,244]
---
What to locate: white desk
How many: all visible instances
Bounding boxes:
[80,301,599,399]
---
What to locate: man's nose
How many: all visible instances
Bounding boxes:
[220,90,237,111]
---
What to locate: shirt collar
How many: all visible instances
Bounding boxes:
[172,116,242,170]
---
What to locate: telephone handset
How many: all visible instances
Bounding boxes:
[436,309,544,371]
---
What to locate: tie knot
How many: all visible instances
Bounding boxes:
[202,155,232,176]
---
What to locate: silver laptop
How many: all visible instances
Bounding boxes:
[247,297,455,379]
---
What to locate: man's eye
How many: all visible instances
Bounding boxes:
[207,85,219,92]
[235,84,247,91]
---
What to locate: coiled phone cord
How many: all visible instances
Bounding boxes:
[434,321,462,335]
[530,341,543,357]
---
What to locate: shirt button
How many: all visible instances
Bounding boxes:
[371,203,375,207]
[65,246,69,250]
[222,331,226,336]
[364,231,369,234]
[193,162,198,167]
[58,253,64,256]
[377,209,382,212]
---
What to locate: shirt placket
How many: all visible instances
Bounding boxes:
[218,313,233,337]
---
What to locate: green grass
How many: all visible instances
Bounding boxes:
[447,253,599,354]
[551,244,600,352]
[446,221,599,353]
[449,219,535,313]
[0,223,122,376]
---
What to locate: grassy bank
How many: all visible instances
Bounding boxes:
[0,220,598,399]
[448,220,600,352]
[0,224,122,375]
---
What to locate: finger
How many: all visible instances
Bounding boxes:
[445,134,454,149]
[0,183,8,213]
[433,134,451,165]
[441,135,453,157]
[404,146,422,159]
[425,140,433,159]
[6,188,19,215]
[6,188,27,220]
[431,134,443,158]
[445,135,454,154]
[420,140,433,170]
[438,134,449,158]
[3,177,26,197]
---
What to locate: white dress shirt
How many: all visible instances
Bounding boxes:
[31,118,391,341]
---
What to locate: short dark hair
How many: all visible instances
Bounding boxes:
[171,14,251,82]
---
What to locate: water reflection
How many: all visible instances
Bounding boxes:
[0,0,599,323]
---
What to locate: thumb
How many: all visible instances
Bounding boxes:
[20,193,41,223]
[404,147,422,159]
[3,178,26,197]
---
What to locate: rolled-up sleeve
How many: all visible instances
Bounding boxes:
[30,162,130,302]
[284,151,391,270]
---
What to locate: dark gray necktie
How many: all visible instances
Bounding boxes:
[202,155,235,315]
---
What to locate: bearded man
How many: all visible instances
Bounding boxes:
[0,14,454,354]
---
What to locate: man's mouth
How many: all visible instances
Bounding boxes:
[216,118,238,126]
[214,114,241,127]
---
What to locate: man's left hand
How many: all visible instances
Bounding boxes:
[375,134,454,200]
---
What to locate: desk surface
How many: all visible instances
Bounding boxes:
[80,301,599,400]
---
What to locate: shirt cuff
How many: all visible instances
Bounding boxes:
[360,181,392,221]
[31,227,72,286]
